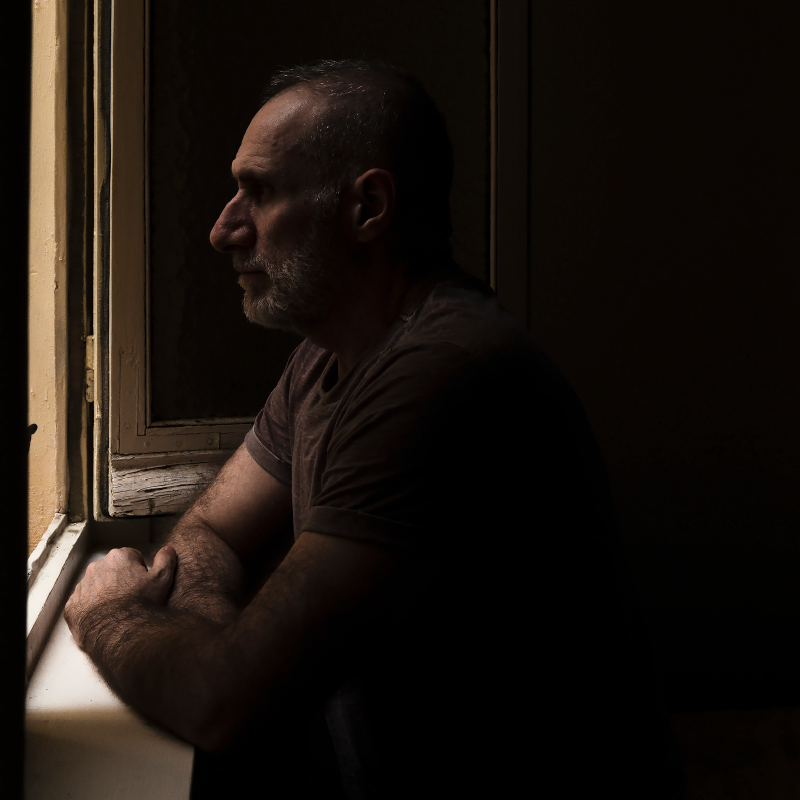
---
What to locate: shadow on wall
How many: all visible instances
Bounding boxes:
[529,0,800,712]
[672,707,800,799]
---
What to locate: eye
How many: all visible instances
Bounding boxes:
[242,181,271,201]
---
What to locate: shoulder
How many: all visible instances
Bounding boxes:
[404,267,537,358]
[340,288,553,444]
[377,270,550,395]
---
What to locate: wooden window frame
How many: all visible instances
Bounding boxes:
[93,0,245,519]
[95,0,531,518]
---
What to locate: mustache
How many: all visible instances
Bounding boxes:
[232,252,267,273]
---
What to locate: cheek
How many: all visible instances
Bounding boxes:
[260,202,317,247]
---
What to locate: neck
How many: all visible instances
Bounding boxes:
[301,255,409,376]
[298,245,449,377]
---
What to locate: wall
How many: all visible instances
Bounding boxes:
[28,0,69,555]
[529,1,799,710]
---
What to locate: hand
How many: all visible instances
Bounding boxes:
[65,546,177,649]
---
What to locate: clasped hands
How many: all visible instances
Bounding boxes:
[64,546,178,650]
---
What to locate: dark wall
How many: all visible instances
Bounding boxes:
[529,1,800,710]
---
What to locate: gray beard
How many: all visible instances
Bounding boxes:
[233,222,360,335]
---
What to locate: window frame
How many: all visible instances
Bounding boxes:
[95,0,532,519]
[93,0,248,520]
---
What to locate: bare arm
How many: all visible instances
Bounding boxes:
[160,443,293,624]
[65,529,430,752]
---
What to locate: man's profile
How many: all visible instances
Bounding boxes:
[65,59,685,798]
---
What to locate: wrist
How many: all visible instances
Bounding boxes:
[72,594,152,659]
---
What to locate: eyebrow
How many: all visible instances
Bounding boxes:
[231,166,276,183]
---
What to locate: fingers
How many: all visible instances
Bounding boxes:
[143,546,178,605]
[149,546,178,585]
[91,548,145,571]
[118,547,147,567]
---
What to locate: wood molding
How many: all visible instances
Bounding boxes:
[109,451,234,516]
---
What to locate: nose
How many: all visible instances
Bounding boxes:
[210,196,256,252]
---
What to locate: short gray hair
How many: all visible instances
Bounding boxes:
[260,59,454,257]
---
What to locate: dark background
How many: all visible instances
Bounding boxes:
[5,1,31,795]
[529,1,800,711]
[149,0,799,714]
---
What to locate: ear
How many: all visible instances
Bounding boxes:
[349,168,396,243]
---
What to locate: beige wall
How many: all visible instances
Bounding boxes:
[28,0,69,555]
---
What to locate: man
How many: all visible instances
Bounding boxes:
[66,60,685,798]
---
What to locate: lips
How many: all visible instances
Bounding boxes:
[232,253,268,279]
[237,271,269,286]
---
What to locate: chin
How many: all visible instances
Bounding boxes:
[242,294,303,335]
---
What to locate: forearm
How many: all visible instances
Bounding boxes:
[162,512,247,625]
[77,595,227,747]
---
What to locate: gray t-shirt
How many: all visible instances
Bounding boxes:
[244,262,685,799]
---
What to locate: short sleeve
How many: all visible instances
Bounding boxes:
[243,344,306,486]
[245,410,292,486]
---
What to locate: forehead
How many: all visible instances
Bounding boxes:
[232,87,321,181]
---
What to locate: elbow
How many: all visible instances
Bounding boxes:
[180,692,259,753]
[179,704,239,754]
[182,689,288,754]
[191,726,234,755]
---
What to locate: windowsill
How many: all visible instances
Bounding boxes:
[25,535,194,799]
[27,514,88,680]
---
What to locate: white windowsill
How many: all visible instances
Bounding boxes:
[27,514,88,680]
[25,526,194,799]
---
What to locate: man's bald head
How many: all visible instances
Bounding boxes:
[259,60,454,263]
